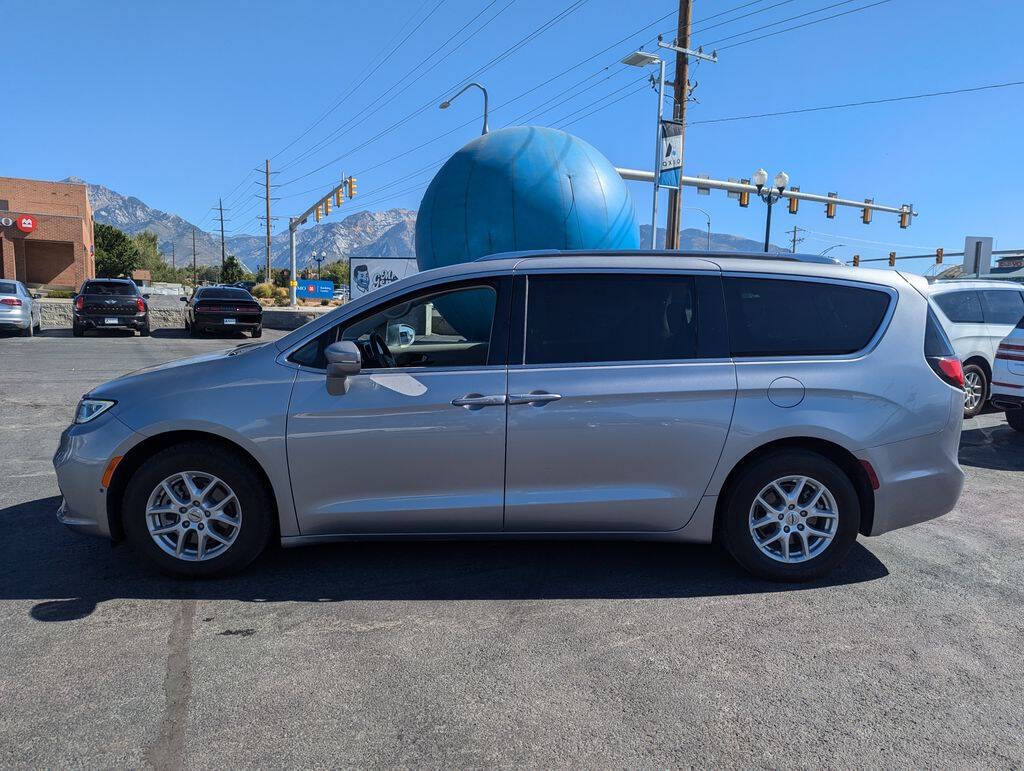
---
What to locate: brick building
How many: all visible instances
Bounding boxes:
[0,176,95,289]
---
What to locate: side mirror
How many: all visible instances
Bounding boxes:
[30,292,40,299]
[179,296,187,302]
[143,293,151,299]
[325,340,361,395]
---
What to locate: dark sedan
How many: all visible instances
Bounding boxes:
[183,286,262,337]
[73,278,151,337]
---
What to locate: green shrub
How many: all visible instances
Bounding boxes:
[272,287,289,301]
[45,290,74,299]
[251,282,273,299]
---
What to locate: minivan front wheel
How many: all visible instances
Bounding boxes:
[721,450,860,582]
[122,442,272,577]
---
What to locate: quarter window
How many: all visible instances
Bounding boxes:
[723,277,891,357]
[933,290,984,324]
[979,289,1024,325]
[524,274,701,365]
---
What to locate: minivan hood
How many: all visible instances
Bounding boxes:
[87,342,274,400]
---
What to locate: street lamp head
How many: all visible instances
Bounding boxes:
[774,171,789,190]
[622,50,661,67]
[752,168,768,188]
[439,100,450,109]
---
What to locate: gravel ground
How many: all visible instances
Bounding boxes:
[1,330,1022,768]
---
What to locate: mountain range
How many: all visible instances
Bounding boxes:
[71,177,782,272]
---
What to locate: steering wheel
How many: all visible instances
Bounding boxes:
[368,332,397,369]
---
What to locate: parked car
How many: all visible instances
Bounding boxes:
[924,279,1024,417]
[990,321,1024,432]
[0,279,42,337]
[183,286,262,338]
[229,280,257,292]
[73,278,151,337]
[55,251,965,581]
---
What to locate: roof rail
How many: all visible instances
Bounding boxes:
[474,249,842,265]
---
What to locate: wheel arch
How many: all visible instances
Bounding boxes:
[106,430,279,542]
[712,436,876,539]
[962,355,991,384]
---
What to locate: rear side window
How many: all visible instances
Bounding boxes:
[723,277,891,357]
[524,274,707,365]
[979,289,1024,325]
[924,306,955,357]
[933,290,983,323]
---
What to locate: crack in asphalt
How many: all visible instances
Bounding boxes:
[146,599,196,770]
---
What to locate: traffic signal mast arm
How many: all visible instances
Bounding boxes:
[286,174,357,307]
[615,168,916,227]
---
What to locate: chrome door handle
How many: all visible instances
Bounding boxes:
[451,393,507,409]
[508,392,562,405]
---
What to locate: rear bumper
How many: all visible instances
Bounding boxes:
[991,358,1024,410]
[859,395,964,537]
[75,313,148,330]
[192,316,261,332]
[0,309,31,329]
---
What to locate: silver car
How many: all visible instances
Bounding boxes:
[0,279,42,336]
[54,252,966,581]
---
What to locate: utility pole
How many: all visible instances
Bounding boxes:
[664,0,692,251]
[191,228,197,288]
[218,198,227,274]
[789,226,805,253]
[264,160,272,284]
[171,241,175,270]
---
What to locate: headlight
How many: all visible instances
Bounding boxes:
[74,398,116,424]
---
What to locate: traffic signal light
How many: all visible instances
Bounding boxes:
[738,178,750,207]
[852,255,860,267]
[825,192,837,219]
[347,176,357,198]
[862,198,873,225]
[936,248,944,264]
[888,251,896,267]
[899,207,911,229]
[324,197,331,216]
[787,186,799,214]
[335,188,343,207]
[315,205,322,223]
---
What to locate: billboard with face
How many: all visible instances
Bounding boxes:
[349,258,418,299]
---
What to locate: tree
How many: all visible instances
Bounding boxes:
[321,258,350,287]
[221,255,246,284]
[94,223,141,278]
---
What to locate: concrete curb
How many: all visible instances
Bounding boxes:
[38,298,335,331]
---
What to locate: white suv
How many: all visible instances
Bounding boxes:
[991,322,1024,432]
[925,279,1024,417]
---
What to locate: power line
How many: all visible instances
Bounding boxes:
[556,81,651,129]
[713,0,893,51]
[698,0,868,47]
[688,80,1024,125]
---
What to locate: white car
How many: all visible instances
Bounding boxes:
[990,324,1024,432]
[925,279,1024,417]
[0,279,42,336]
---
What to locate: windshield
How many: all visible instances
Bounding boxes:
[82,281,137,295]
[0,282,17,295]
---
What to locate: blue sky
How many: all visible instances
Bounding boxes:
[4,0,1022,274]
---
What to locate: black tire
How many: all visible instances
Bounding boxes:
[251,325,262,338]
[72,324,84,337]
[962,363,987,418]
[139,324,151,337]
[188,320,199,338]
[122,441,273,578]
[21,323,33,337]
[1007,409,1024,433]
[720,450,861,582]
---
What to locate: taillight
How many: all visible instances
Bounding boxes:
[136,297,147,314]
[0,297,22,307]
[928,356,965,389]
[75,296,84,311]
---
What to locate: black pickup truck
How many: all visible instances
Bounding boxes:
[73,278,151,337]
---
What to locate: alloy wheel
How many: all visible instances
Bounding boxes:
[748,475,839,563]
[145,471,242,561]
[964,370,984,413]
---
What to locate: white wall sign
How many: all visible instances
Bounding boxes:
[350,258,419,299]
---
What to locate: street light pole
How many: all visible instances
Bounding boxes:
[683,206,711,250]
[752,168,789,253]
[440,83,489,135]
[622,50,667,250]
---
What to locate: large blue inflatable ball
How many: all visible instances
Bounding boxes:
[416,126,639,339]
[416,126,639,268]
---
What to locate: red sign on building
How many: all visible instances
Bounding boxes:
[15,214,36,233]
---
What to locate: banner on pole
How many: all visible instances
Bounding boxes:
[658,120,683,188]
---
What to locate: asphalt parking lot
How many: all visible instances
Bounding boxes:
[1,330,1023,768]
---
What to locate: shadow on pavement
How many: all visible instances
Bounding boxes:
[960,420,1024,471]
[1,496,889,622]
[151,328,252,340]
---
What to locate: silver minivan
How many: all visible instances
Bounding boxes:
[54,252,966,581]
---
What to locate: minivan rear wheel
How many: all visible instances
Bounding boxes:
[720,450,860,582]
[122,441,273,577]
[962,364,987,418]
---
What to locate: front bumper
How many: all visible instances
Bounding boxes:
[859,392,964,537]
[53,413,139,539]
[74,313,148,331]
